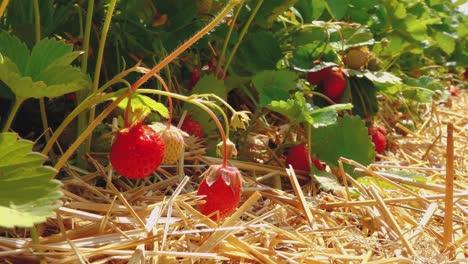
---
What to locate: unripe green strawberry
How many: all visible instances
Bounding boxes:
[110,122,165,179]
[344,47,370,70]
[197,165,243,221]
[150,123,187,165]
[306,67,332,85]
[367,55,383,71]
[322,69,347,103]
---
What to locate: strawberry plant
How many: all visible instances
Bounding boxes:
[0,0,466,262]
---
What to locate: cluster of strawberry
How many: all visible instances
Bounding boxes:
[307,67,347,103]
[109,114,241,221]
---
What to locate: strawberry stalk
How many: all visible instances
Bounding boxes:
[86,0,118,153]
[123,92,133,128]
[151,72,173,130]
[215,1,243,79]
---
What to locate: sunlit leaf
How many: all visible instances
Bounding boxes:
[0,32,89,99]
[115,93,169,118]
[0,133,62,228]
[310,115,375,176]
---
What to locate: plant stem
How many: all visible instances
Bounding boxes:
[0,0,9,19]
[30,225,46,264]
[86,0,117,152]
[75,0,95,168]
[42,86,128,156]
[223,0,263,78]
[216,0,244,78]
[33,0,40,41]
[81,0,94,73]
[33,0,51,143]
[2,98,23,132]
[162,66,173,129]
[307,123,312,174]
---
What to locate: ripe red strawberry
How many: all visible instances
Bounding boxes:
[64,92,77,102]
[197,165,243,221]
[322,69,347,103]
[306,67,332,85]
[368,126,386,154]
[208,64,227,80]
[189,68,201,89]
[449,85,458,96]
[180,117,204,139]
[110,122,165,179]
[286,144,325,172]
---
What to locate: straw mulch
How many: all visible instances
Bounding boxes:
[0,91,466,264]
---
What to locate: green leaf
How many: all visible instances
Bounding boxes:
[381,169,428,183]
[309,103,353,127]
[0,132,62,228]
[253,70,297,106]
[435,31,456,55]
[0,30,29,73]
[267,92,314,124]
[237,31,282,73]
[348,70,401,84]
[0,34,89,99]
[191,74,228,98]
[0,56,47,98]
[25,37,74,79]
[399,76,448,103]
[290,27,327,47]
[45,51,83,70]
[0,56,89,99]
[310,115,376,176]
[267,92,352,126]
[329,26,375,50]
[292,42,338,69]
[295,0,326,21]
[325,0,349,20]
[261,0,299,25]
[116,93,169,118]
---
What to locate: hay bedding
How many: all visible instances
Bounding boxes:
[0,92,466,264]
